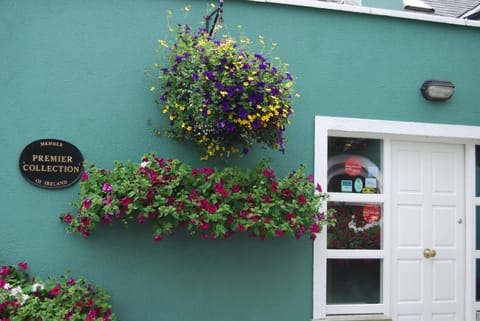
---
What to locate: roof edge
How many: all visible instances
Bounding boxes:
[248,0,480,27]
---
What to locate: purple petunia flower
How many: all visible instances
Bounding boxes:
[203,71,215,81]
[254,53,266,62]
[236,107,248,119]
[226,122,236,132]
[221,102,230,112]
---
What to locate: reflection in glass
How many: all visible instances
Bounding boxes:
[327,259,382,304]
[327,202,382,249]
[328,137,382,193]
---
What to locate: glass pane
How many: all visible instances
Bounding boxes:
[477,207,480,250]
[327,202,382,249]
[477,146,480,197]
[477,259,480,301]
[327,259,382,304]
[327,137,382,193]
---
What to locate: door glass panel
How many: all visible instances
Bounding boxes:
[328,137,383,193]
[477,146,480,197]
[327,202,382,249]
[327,259,382,304]
[477,259,480,301]
[477,206,480,251]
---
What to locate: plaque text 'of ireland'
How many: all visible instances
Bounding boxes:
[19,139,84,189]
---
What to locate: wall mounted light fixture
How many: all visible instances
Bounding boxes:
[420,80,455,101]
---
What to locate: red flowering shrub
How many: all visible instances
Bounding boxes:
[61,154,334,241]
[0,261,116,321]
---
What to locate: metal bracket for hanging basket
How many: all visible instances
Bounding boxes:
[205,0,224,37]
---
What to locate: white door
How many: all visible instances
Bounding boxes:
[391,141,465,321]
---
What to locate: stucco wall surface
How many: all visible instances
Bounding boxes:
[1,0,479,320]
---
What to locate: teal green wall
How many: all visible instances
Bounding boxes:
[1,1,479,320]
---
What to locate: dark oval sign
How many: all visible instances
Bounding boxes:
[19,139,84,189]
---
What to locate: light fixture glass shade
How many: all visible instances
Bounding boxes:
[421,80,455,101]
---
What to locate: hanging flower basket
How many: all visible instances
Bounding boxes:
[152,23,295,160]
[61,154,333,242]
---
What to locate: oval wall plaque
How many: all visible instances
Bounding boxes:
[19,139,84,189]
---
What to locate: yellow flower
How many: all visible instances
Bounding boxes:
[158,39,168,48]
[150,86,155,92]
[162,106,169,114]
[220,91,228,97]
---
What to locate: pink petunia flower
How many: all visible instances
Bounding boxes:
[297,195,307,204]
[17,262,27,270]
[63,212,73,223]
[83,198,92,210]
[49,284,61,297]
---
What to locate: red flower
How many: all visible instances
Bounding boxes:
[17,262,27,270]
[270,181,278,192]
[285,212,296,221]
[213,182,229,198]
[81,172,89,182]
[237,224,245,232]
[297,194,306,204]
[0,265,10,276]
[231,184,241,193]
[199,222,210,230]
[201,167,214,175]
[263,169,275,178]
[191,168,199,176]
[49,284,61,297]
[81,217,91,227]
[153,235,163,242]
[84,198,92,210]
[263,195,271,203]
[63,212,73,223]
[275,229,283,237]
[309,223,320,233]
[281,189,292,198]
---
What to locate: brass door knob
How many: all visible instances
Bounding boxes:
[423,248,437,258]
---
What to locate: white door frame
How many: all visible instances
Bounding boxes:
[313,116,480,321]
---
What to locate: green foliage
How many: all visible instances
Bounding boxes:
[0,262,116,321]
[61,154,334,242]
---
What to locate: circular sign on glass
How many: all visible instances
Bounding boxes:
[19,139,84,189]
[344,156,362,177]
